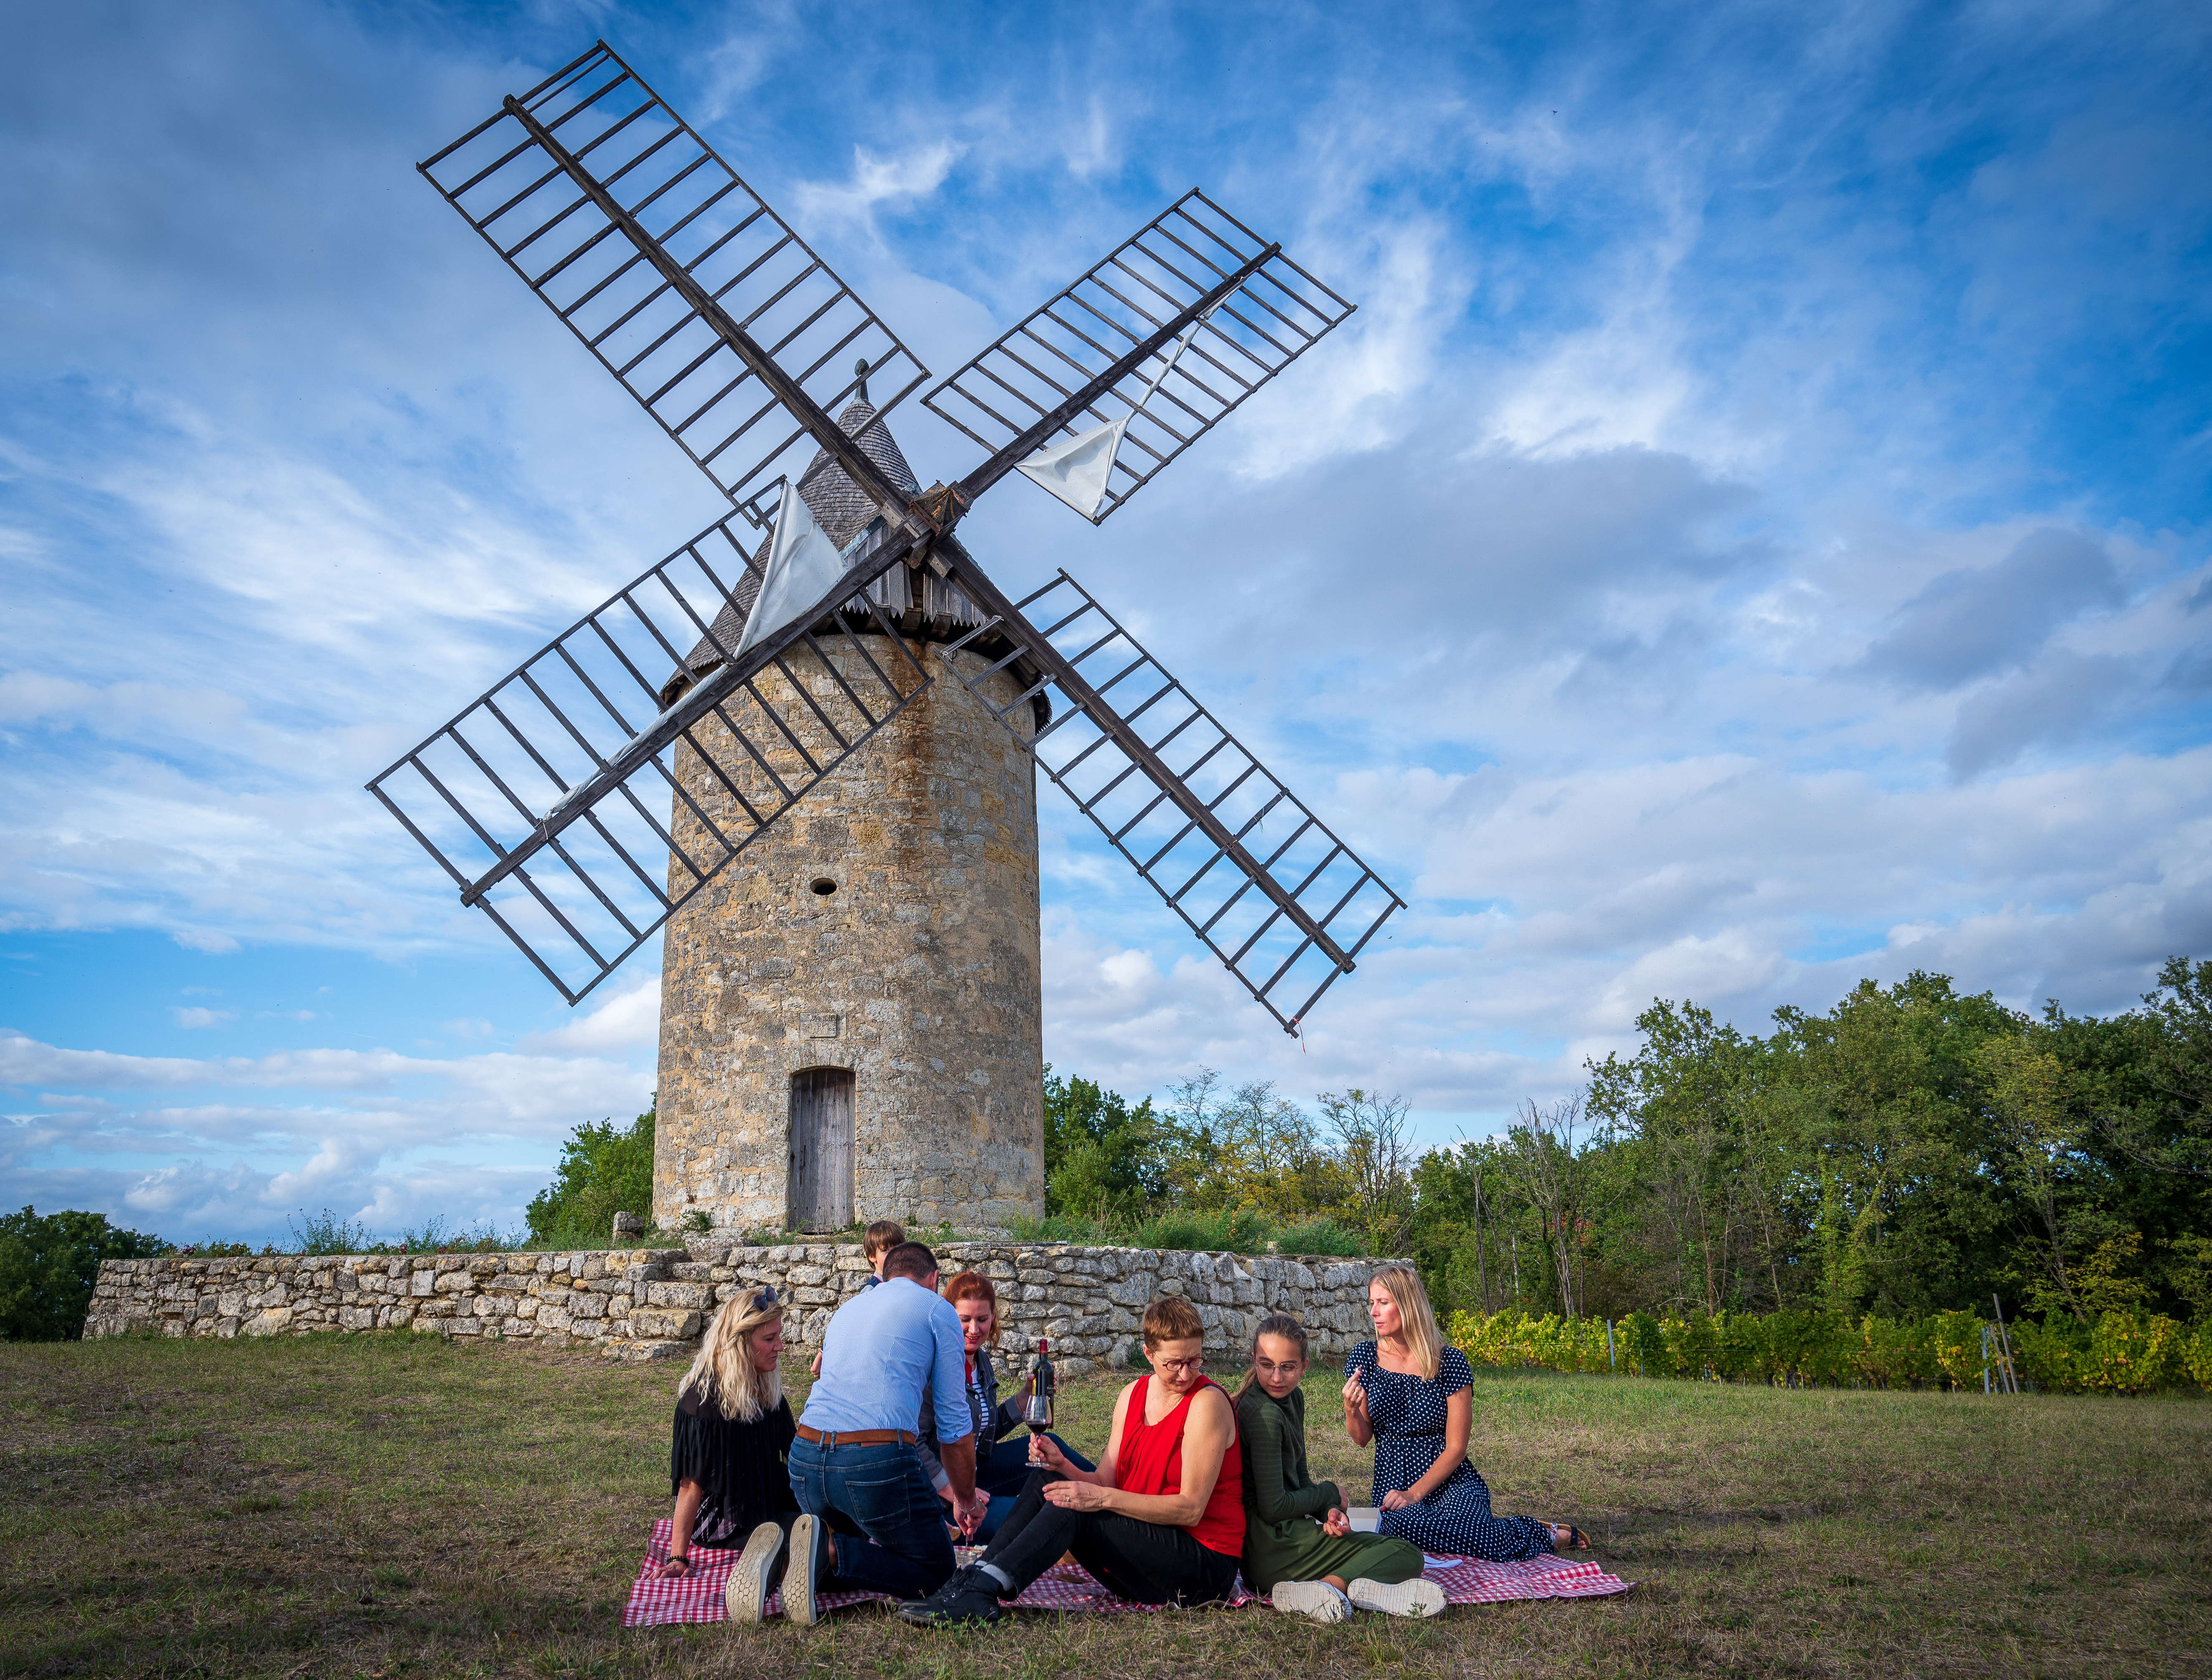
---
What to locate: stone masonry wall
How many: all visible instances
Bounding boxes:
[85,1242,1408,1374]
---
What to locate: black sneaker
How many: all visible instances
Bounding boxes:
[898,1565,1005,1628]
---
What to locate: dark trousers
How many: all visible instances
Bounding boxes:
[971,1434,1094,1544]
[787,1438,956,1600]
[979,1469,1239,1606]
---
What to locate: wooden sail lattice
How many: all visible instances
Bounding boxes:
[375,40,1400,1032]
[419,42,927,527]
[924,191,1356,524]
[944,570,1402,1030]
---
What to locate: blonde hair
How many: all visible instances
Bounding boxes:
[1233,1312,1310,1401]
[1369,1264,1442,1381]
[678,1287,785,1422]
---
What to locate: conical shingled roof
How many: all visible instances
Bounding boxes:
[679,398,923,676]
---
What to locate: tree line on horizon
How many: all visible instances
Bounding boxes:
[1043,956,2212,1326]
[9,956,2205,1341]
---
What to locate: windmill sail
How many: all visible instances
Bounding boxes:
[366,515,930,1004]
[418,41,929,527]
[1011,309,1210,516]
[940,563,1402,1033]
[925,192,1357,525]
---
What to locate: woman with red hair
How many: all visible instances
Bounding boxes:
[916,1270,1092,1542]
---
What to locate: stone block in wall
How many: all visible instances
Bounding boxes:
[609,1338,694,1363]
[633,1308,701,1340]
[645,1282,716,1311]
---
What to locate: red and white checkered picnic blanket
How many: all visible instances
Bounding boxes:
[620,1520,1630,1627]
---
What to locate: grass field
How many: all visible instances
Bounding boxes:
[3,1334,2207,1678]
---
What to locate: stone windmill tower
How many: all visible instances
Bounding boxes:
[372,43,1406,1239]
[651,386,1051,1232]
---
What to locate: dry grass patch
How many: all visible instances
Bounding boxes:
[1,1334,2205,1677]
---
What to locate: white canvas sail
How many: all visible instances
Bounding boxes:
[735,481,848,656]
[1012,308,1215,520]
[1014,416,1130,519]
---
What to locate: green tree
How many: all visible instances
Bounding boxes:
[1319,1088,1415,1256]
[525,1105,656,1242]
[0,1206,169,1341]
[2137,955,2212,1172]
[1779,973,2019,1317]
[1587,999,1808,1314]
[1042,1067,1164,1217]
[1158,1068,1341,1218]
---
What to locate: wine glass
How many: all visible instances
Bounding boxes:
[1021,1391,1051,1432]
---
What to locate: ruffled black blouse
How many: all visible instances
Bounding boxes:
[671,1381,800,1547]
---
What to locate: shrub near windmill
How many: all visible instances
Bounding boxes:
[372,43,1404,1236]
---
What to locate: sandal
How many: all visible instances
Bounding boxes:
[1561,1526,1590,1551]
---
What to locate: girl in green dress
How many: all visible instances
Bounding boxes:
[1235,1313,1444,1624]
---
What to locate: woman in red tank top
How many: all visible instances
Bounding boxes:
[900,1296,1244,1626]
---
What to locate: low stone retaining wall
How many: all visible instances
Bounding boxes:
[85,1241,1404,1372]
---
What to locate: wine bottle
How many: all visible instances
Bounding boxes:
[1023,1337,1055,1432]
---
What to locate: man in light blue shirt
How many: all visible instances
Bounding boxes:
[781,1242,978,1622]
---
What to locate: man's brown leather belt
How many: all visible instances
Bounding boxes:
[795,1424,917,1447]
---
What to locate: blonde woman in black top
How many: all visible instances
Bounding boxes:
[656,1285,802,1622]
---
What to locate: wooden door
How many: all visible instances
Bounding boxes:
[787,1067,855,1230]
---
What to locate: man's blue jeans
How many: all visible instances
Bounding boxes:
[787,1437,955,1601]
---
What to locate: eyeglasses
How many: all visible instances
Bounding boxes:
[754,1286,778,1309]
[1154,1356,1205,1374]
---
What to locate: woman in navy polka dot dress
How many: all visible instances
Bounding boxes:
[1341,1265,1588,1562]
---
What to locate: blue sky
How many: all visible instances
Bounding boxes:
[4,0,2208,1244]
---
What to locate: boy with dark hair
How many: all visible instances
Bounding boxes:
[861,1220,907,1280]
[810,1219,908,1378]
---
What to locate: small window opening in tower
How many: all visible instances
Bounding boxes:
[810,877,838,896]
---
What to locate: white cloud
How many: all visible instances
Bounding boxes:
[172,928,243,955]
[514,975,662,1057]
[792,142,964,236]
[170,1007,235,1029]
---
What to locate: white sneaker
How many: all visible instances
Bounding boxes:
[725,1521,786,1624]
[784,1513,820,1626]
[1347,1576,1445,1619]
[1271,1579,1352,1624]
